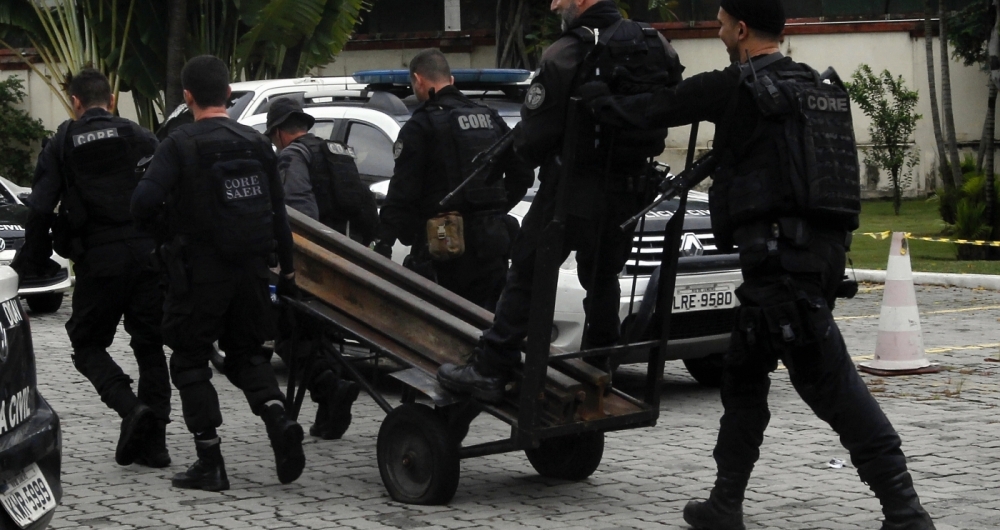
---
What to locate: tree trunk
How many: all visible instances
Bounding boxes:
[940,3,964,188]
[279,42,304,78]
[497,0,528,69]
[986,85,999,255]
[985,81,997,232]
[164,0,187,116]
[924,1,950,187]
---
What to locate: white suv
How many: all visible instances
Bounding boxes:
[235,71,742,386]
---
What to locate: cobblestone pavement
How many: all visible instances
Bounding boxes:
[27,284,1000,530]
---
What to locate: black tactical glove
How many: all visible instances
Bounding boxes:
[578,80,612,102]
[578,81,637,128]
[372,240,393,259]
[276,271,301,301]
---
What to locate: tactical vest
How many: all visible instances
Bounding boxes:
[713,55,861,238]
[568,19,674,174]
[298,134,379,243]
[170,120,276,259]
[425,98,508,212]
[63,115,153,229]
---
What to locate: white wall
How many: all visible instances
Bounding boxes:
[327,31,994,197]
[5,29,994,197]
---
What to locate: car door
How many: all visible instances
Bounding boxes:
[340,119,398,185]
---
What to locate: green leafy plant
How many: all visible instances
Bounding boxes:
[846,64,922,216]
[0,76,49,186]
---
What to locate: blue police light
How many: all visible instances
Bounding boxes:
[353,69,531,86]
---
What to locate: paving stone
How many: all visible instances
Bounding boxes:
[30,285,1000,529]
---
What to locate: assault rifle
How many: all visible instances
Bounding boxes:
[439,128,516,208]
[619,149,719,231]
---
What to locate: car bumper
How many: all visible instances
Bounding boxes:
[17,269,72,297]
[551,267,742,361]
[0,394,62,530]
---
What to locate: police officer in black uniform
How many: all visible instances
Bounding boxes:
[131,55,304,491]
[373,48,533,312]
[583,1,935,528]
[267,97,379,244]
[437,0,682,401]
[12,69,170,469]
[264,97,369,440]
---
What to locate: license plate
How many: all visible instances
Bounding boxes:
[672,282,737,313]
[0,463,56,528]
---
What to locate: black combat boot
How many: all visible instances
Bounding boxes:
[310,376,360,440]
[437,362,508,404]
[682,470,750,530]
[116,403,155,466]
[860,459,936,530]
[260,403,305,484]
[171,439,229,491]
[134,420,171,468]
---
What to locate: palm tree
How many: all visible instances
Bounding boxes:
[165,0,186,116]
[3,0,369,129]
[924,0,950,188]
[940,1,964,188]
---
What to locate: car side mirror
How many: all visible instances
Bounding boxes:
[17,192,30,203]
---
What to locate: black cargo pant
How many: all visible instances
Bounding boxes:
[408,213,513,312]
[713,250,905,478]
[162,267,284,434]
[67,266,170,421]
[479,177,643,371]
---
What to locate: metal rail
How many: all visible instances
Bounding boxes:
[287,209,649,432]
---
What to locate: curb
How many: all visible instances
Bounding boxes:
[853,269,1000,291]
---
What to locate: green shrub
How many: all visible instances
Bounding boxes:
[954,198,991,259]
[0,76,49,186]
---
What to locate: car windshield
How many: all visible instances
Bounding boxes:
[227,91,254,119]
[0,184,16,206]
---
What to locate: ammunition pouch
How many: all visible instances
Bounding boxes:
[835,277,858,299]
[426,212,465,261]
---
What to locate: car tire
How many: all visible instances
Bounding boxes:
[682,352,725,387]
[25,293,64,314]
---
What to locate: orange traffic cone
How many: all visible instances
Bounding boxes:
[858,232,941,376]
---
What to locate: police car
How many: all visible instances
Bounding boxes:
[0,179,73,314]
[0,265,62,529]
[237,69,742,386]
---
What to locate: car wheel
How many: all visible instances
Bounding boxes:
[682,352,725,387]
[25,293,64,314]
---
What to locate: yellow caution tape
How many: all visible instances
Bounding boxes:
[859,232,1000,247]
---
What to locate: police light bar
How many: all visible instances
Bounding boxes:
[352,69,531,86]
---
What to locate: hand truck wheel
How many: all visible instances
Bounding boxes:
[377,403,460,505]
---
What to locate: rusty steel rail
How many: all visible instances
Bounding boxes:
[287,209,647,427]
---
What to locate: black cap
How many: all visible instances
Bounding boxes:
[720,0,786,36]
[264,97,315,136]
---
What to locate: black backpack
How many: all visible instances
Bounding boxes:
[741,54,862,229]
[313,140,379,244]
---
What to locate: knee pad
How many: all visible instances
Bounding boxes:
[171,366,222,432]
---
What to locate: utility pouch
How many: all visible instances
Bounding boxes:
[835,277,858,299]
[761,296,828,347]
[426,212,465,261]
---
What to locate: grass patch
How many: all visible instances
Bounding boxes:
[851,198,1000,274]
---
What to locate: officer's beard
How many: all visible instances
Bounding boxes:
[559,3,579,31]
